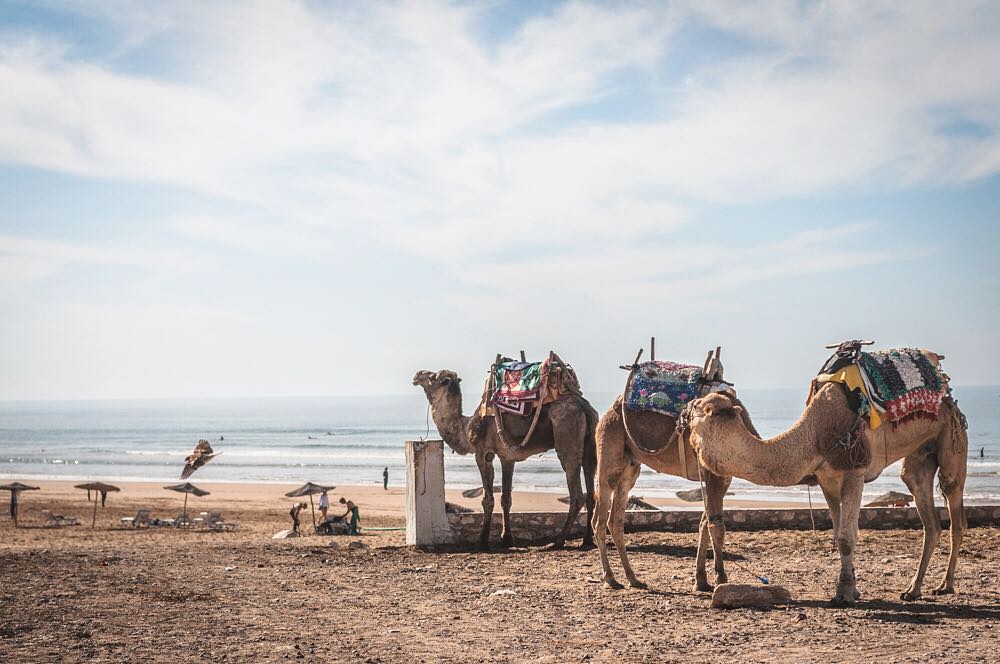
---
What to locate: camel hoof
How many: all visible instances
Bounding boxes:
[900,590,921,602]
[695,580,714,593]
[579,540,596,551]
[830,595,856,608]
[628,579,648,590]
[604,578,624,590]
[932,586,955,596]
[499,536,514,549]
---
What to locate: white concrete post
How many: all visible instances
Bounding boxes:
[405,439,453,547]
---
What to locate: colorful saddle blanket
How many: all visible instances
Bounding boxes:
[488,357,580,416]
[624,361,703,417]
[812,348,946,429]
[859,349,945,422]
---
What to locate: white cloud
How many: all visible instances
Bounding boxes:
[0,234,209,291]
[0,1,997,397]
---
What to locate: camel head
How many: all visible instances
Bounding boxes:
[686,392,744,454]
[412,369,462,402]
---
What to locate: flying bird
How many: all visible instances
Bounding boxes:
[181,439,221,480]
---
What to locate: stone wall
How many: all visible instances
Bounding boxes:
[444,505,1000,547]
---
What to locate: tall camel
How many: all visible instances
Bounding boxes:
[594,349,759,591]
[413,369,599,549]
[686,351,968,606]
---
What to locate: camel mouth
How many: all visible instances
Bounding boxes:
[412,370,435,386]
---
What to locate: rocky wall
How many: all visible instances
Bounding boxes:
[443,505,1000,547]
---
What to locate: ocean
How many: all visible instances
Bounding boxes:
[1,387,998,505]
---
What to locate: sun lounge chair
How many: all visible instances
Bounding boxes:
[43,510,79,527]
[202,511,239,531]
[120,508,152,528]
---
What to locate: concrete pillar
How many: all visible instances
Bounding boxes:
[405,439,453,548]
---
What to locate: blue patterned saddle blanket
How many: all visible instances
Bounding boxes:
[625,361,703,417]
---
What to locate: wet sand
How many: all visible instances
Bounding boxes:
[2,482,997,662]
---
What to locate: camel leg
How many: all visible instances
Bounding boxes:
[552,456,585,550]
[550,410,588,550]
[499,459,515,548]
[899,452,940,601]
[476,452,496,550]
[593,465,622,589]
[611,459,645,589]
[831,472,863,607]
[705,472,732,586]
[581,440,597,549]
[934,414,968,595]
[820,483,841,551]
[694,511,713,592]
[693,471,730,592]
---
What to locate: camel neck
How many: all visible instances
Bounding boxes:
[429,392,475,455]
[700,391,850,487]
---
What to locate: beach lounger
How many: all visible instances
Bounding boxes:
[203,511,239,531]
[120,508,152,528]
[42,510,79,527]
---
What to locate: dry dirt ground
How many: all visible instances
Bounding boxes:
[2,507,998,663]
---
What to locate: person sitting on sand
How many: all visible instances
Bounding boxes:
[339,497,360,535]
[289,502,307,534]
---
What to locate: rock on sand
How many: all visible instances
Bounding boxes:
[710,583,791,609]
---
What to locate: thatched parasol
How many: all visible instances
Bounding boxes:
[0,482,40,527]
[164,482,211,523]
[284,482,336,529]
[866,490,913,508]
[74,482,121,528]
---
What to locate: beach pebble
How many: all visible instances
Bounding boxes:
[710,583,791,609]
[490,588,517,597]
[224,566,235,573]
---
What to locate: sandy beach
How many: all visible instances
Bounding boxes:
[2,480,998,662]
[0,480,809,528]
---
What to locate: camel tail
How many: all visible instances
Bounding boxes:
[580,397,599,474]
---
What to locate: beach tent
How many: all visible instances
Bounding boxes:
[0,482,40,527]
[284,482,336,529]
[163,482,210,524]
[74,482,121,528]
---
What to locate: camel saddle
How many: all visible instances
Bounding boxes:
[809,345,948,430]
[624,361,706,418]
[479,353,581,417]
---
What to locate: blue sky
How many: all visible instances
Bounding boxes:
[0,1,998,400]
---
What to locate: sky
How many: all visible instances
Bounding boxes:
[0,0,998,401]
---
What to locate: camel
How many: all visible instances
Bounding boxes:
[593,348,760,591]
[413,368,599,549]
[686,351,968,606]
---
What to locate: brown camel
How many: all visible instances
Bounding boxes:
[413,368,599,549]
[687,354,968,606]
[593,349,759,591]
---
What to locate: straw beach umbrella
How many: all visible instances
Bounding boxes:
[74,481,121,528]
[163,482,210,523]
[0,482,40,527]
[284,482,336,529]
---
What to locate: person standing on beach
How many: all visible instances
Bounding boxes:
[318,490,329,520]
[340,497,360,535]
[289,502,306,534]
[383,467,389,491]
